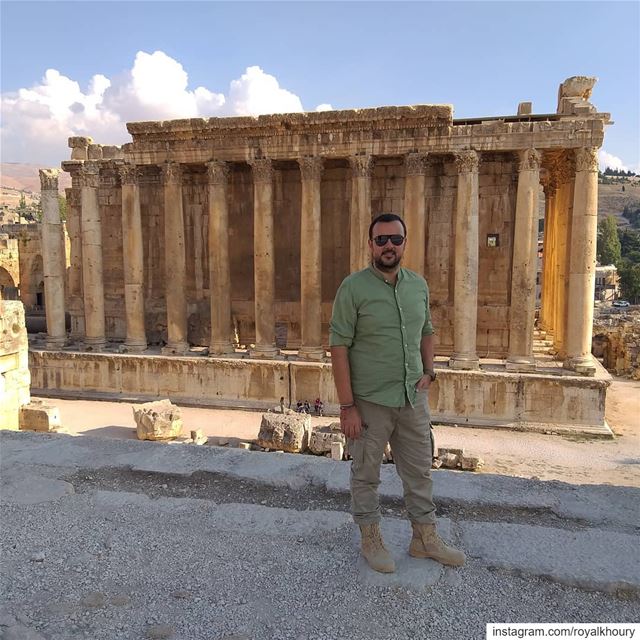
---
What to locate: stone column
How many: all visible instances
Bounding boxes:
[79,162,106,350]
[507,149,541,371]
[119,164,147,352]
[249,158,279,358]
[39,169,66,348]
[298,156,325,360]
[161,162,189,355]
[449,151,480,370]
[349,155,373,273]
[539,182,557,334]
[554,178,574,358]
[565,147,599,375]
[207,160,234,355]
[403,152,427,274]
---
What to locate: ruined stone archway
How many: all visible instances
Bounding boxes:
[0,266,18,300]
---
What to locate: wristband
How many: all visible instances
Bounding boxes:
[339,403,355,410]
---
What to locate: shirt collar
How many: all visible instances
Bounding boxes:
[368,263,404,285]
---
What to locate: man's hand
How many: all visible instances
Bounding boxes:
[415,374,433,391]
[340,406,363,439]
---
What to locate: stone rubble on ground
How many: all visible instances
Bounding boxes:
[308,422,345,455]
[132,399,183,441]
[256,412,311,453]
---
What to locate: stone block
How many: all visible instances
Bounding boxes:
[308,422,345,455]
[330,441,344,461]
[19,401,62,432]
[460,455,484,471]
[257,412,311,453]
[439,452,459,469]
[87,144,103,160]
[132,399,183,441]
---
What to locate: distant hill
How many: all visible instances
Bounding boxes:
[597,180,640,226]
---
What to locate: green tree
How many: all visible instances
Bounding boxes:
[57,194,67,221]
[597,216,622,266]
[618,260,640,304]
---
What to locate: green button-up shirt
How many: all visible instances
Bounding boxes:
[329,264,434,408]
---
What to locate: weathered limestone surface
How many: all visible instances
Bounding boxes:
[593,311,640,379]
[0,301,30,429]
[309,423,345,455]
[19,400,62,432]
[257,412,312,453]
[133,399,183,440]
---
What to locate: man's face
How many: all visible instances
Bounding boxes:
[368,220,406,271]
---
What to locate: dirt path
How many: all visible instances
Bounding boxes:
[35,378,640,488]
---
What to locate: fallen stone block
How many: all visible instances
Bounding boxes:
[132,399,183,441]
[189,429,208,445]
[308,422,345,455]
[460,455,484,471]
[330,441,344,461]
[439,452,459,469]
[257,412,311,453]
[19,401,62,432]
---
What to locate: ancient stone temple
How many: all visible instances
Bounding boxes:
[30,76,613,434]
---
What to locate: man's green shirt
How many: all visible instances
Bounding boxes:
[329,265,434,408]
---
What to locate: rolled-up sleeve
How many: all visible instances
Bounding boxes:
[421,284,434,336]
[329,279,357,347]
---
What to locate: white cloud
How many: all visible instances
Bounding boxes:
[315,103,333,112]
[1,51,320,165]
[598,150,629,173]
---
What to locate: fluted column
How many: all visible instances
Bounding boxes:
[449,151,480,370]
[119,164,147,352]
[298,156,325,360]
[507,149,541,371]
[565,147,599,375]
[161,162,188,355]
[349,155,373,272]
[249,158,279,358]
[403,152,427,274]
[79,162,106,350]
[554,177,574,358]
[207,160,234,355]
[39,169,66,348]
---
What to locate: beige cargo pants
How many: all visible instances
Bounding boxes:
[349,392,436,525]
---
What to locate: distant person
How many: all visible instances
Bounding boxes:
[330,212,465,574]
[303,400,311,414]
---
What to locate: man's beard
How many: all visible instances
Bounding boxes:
[374,250,401,271]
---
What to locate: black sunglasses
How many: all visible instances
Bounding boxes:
[373,234,405,247]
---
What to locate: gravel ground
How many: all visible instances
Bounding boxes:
[1,466,638,640]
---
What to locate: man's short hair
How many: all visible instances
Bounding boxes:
[369,213,407,239]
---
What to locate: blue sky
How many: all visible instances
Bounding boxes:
[1,1,638,170]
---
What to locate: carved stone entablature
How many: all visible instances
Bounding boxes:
[349,154,373,178]
[575,147,599,173]
[298,156,324,182]
[161,161,182,186]
[250,158,273,183]
[454,150,479,174]
[543,150,575,186]
[404,152,428,176]
[39,168,59,192]
[118,164,139,186]
[518,149,541,173]
[78,162,100,189]
[206,160,229,186]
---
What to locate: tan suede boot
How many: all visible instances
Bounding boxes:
[359,523,396,573]
[408,522,466,567]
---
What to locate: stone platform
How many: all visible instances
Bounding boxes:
[28,347,612,437]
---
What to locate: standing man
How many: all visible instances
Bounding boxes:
[329,213,465,573]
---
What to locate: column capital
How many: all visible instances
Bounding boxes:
[298,156,324,181]
[518,148,541,172]
[404,152,428,176]
[206,160,230,185]
[39,168,59,191]
[249,158,273,183]
[349,154,374,178]
[575,147,599,173]
[118,164,139,186]
[161,161,182,185]
[78,162,100,189]
[454,150,479,174]
[543,181,558,200]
